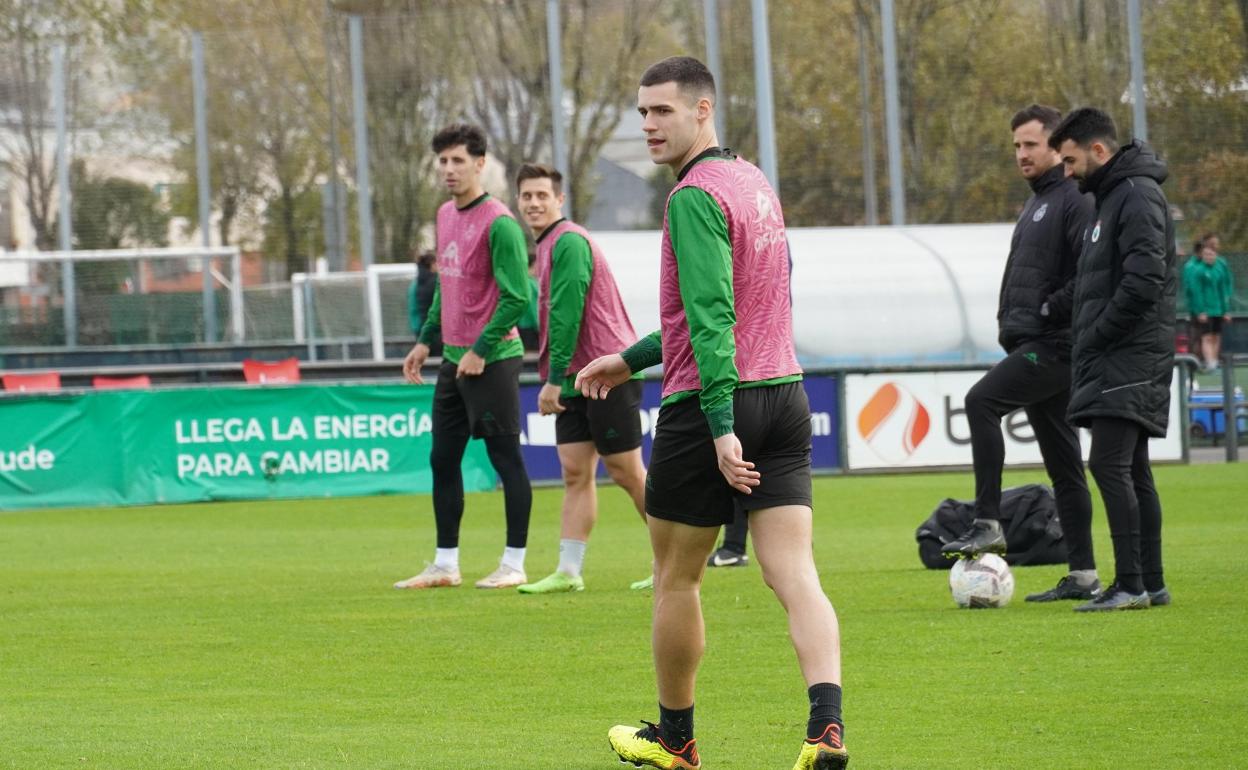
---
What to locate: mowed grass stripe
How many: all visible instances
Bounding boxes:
[1,463,1245,768]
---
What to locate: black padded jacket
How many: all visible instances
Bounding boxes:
[1067,141,1177,437]
[997,164,1094,356]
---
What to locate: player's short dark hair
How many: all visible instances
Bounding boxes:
[515,162,563,195]
[1010,104,1062,132]
[431,123,487,157]
[639,56,716,102]
[1048,107,1118,152]
[1200,232,1219,245]
[417,251,436,269]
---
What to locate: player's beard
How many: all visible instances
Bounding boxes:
[1075,157,1102,193]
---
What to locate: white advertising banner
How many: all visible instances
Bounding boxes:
[844,369,1183,470]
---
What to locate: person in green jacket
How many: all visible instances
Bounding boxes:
[1192,234,1234,370]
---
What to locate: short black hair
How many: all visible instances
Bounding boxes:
[432,123,487,157]
[417,251,436,269]
[1010,104,1062,132]
[639,56,716,102]
[1048,107,1118,152]
[515,162,563,195]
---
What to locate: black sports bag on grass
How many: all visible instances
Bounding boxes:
[915,484,1067,569]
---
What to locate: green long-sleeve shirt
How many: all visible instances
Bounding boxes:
[621,176,798,437]
[418,206,528,365]
[544,230,642,396]
[546,232,593,395]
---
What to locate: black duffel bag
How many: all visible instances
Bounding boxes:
[915,484,1067,569]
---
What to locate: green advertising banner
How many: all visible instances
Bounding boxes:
[0,384,496,510]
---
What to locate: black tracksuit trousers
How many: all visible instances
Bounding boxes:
[965,341,1095,572]
[1087,418,1165,594]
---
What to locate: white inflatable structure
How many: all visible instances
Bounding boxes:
[593,223,1016,366]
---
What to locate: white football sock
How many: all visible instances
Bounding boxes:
[557,539,588,578]
[501,546,526,571]
[434,548,459,570]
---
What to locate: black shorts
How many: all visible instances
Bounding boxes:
[432,357,522,438]
[1194,316,1225,336]
[555,379,644,455]
[645,381,813,527]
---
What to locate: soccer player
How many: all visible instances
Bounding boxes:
[394,123,533,591]
[577,56,848,770]
[509,162,652,594]
[1050,107,1176,611]
[940,104,1101,603]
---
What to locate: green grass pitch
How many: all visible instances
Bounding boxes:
[2,463,1246,768]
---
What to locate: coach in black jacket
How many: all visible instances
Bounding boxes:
[1051,107,1176,612]
[942,106,1099,604]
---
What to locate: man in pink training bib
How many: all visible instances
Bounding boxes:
[578,57,848,770]
[510,162,652,595]
[396,124,533,591]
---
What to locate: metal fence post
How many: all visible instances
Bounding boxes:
[349,15,374,271]
[192,31,217,343]
[52,43,76,347]
[1126,0,1149,142]
[880,0,906,225]
[546,0,569,211]
[1223,353,1239,462]
[750,0,779,191]
[856,13,878,226]
[703,0,726,142]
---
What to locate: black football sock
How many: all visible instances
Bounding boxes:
[658,703,694,748]
[806,683,843,741]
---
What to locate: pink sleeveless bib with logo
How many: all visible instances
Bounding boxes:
[535,220,637,381]
[435,197,521,347]
[659,157,801,399]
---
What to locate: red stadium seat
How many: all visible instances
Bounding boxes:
[242,358,301,385]
[2,372,62,393]
[93,375,152,390]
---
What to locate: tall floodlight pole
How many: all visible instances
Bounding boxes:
[191,32,217,342]
[703,0,726,142]
[349,15,374,269]
[856,14,878,226]
[546,0,570,214]
[53,43,76,347]
[750,0,779,191]
[1126,0,1149,142]
[880,0,906,225]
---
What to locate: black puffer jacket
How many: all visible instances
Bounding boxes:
[1068,141,1177,437]
[998,164,1094,355]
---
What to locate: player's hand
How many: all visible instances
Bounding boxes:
[403,343,430,384]
[713,433,760,494]
[575,353,631,400]
[1198,313,1209,322]
[456,350,486,378]
[538,383,566,415]
[1223,314,1232,324]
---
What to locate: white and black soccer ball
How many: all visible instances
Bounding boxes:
[949,553,1015,608]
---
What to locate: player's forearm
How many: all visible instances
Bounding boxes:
[621,330,662,373]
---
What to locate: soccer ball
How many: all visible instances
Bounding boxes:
[949,553,1015,608]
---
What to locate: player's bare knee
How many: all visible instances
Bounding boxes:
[560,461,595,488]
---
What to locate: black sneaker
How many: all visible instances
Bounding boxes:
[707,547,749,568]
[1073,582,1150,612]
[1025,575,1101,602]
[1148,587,1172,606]
[940,520,1007,558]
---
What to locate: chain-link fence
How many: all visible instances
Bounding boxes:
[1,0,1245,354]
